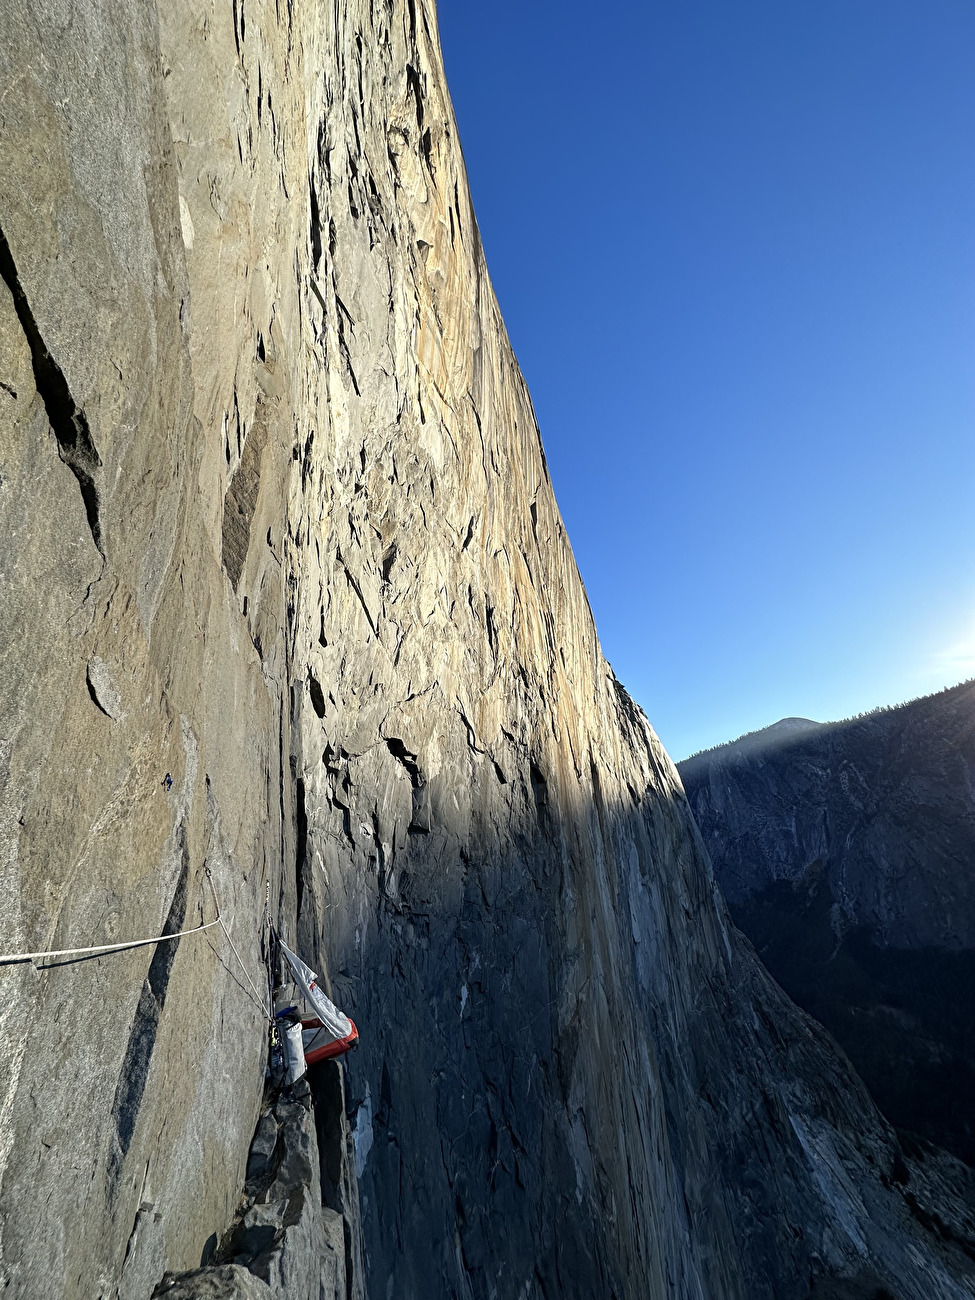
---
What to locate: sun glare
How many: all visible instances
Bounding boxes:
[930,620,975,685]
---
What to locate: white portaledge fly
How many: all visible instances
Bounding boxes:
[274,936,359,1085]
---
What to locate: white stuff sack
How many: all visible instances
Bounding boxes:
[279,938,353,1042]
[283,1020,306,1085]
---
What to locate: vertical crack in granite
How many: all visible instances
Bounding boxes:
[0,220,103,555]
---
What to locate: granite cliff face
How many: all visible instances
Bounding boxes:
[679,684,975,1168]
[1,3,975,1299]
[0,1,354,1294]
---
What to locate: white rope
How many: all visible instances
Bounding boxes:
[1,869,275,1026]
[0,920,220,966]
[0,869,222,967]
[211,877,273,1022]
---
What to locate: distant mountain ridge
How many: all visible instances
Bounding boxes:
[679,680,975,1165]
[683,716,824,764]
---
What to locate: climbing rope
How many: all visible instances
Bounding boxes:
[1,868,267,1016]
[0,920,222,967]
[0,871,223,966]
[0,868,278,1057]
[206,870,274,1023]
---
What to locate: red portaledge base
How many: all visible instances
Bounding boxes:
[301,1017,360,1064]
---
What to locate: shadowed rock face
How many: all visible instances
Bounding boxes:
[679,683,975,1167]
[1,2,975,1298]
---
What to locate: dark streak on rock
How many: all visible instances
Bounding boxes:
[381,543,397,583]
[405,64,424,133]
[308,674,327,719]
[222,400,269,590]
[386,737,421,788]
[85,663,114,718]
[296,777,307,921]
[337,552,377,635]
[386,737,431,835]
[0,220,104,554]
[108,832,190,1190]
[309,176,323,270]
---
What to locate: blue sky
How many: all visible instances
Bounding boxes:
[437,0,975,760]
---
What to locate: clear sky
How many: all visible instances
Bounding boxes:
[437,0,975,761]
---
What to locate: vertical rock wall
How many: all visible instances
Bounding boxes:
[0,2,973,1299]
[0,0,317,1293]
[285,5,975,1298]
